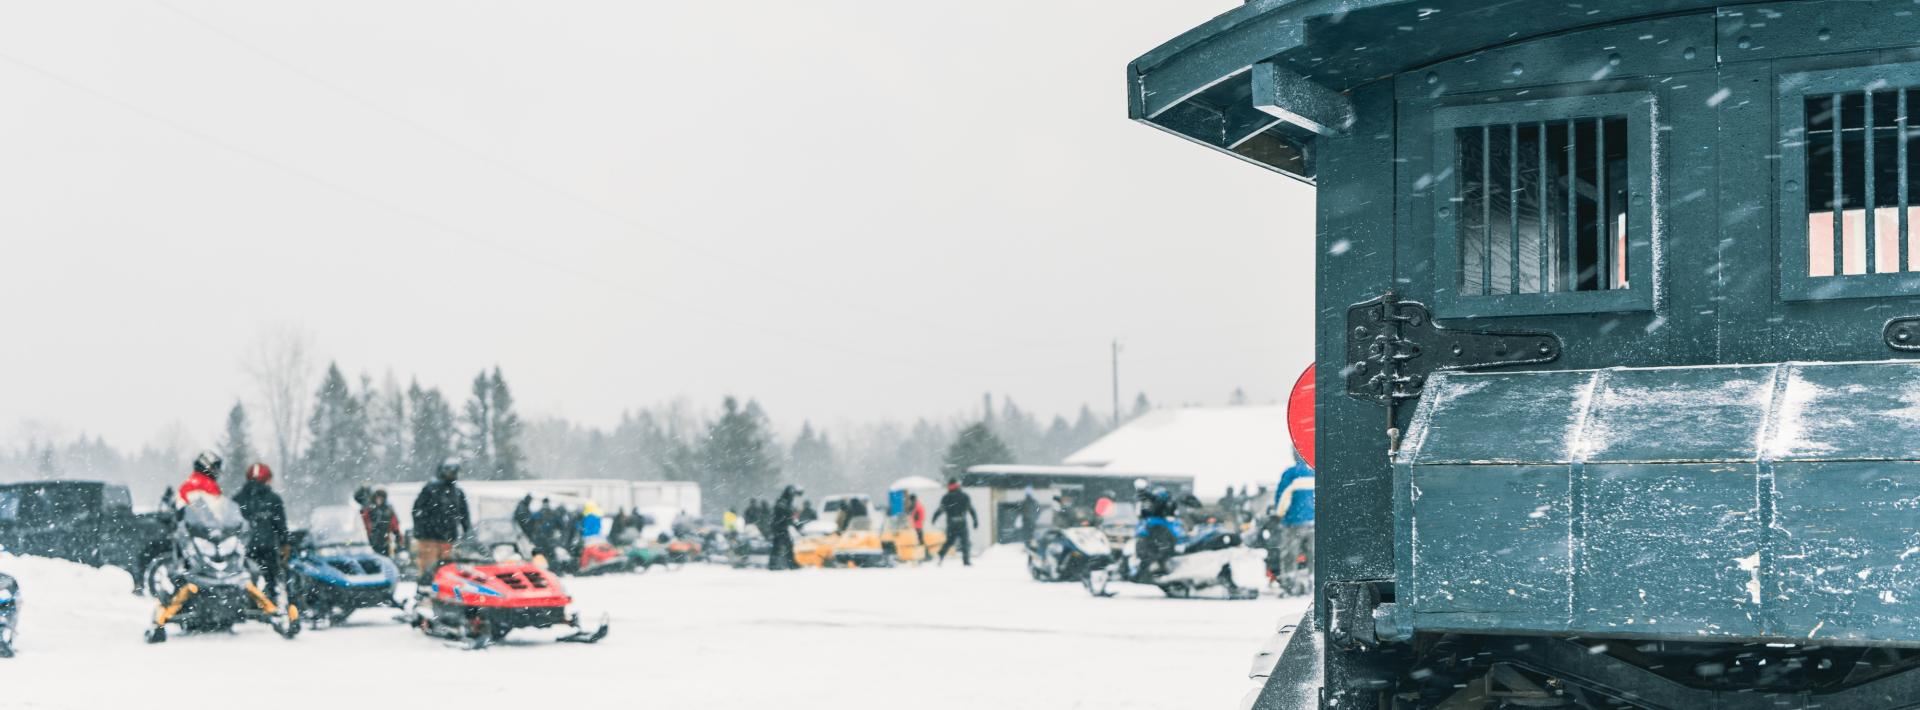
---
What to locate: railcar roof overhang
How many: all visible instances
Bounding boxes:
[1129,0,1734,182]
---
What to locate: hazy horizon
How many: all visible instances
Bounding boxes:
[0,0,1315,455]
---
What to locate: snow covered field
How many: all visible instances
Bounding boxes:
[4,547,1306,709]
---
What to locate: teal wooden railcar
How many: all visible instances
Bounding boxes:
[1133,1,1920,707]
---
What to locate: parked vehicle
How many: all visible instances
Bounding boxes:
[1133,0,1920,703]
[0,481,169,592]
[144,498,298,643]
[1083,498,1259,600]
[286,506,401,629]
[1025,526,1109,582]
[406,542,608,649]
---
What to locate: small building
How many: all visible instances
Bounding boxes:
[1065,405,1296,500]
[960,464,1194,544]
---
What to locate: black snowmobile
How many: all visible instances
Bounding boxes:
[144,498,299,642]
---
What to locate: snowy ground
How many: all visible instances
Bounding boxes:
[3,547,1306,709]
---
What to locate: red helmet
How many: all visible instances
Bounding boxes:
[246,463,272,483]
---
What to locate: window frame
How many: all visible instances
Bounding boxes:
[1777,60,1920,301]
[1432,92,1659,318]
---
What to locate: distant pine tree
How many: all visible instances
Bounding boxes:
[407,380,456,481]
[460,370,495,478]
[304,363,372,505]
[788,421,838,490]
[700,396,781,509]
[221,401,255,471]
[942,421,1012,481]
[489,367,524,479]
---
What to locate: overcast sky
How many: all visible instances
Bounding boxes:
[0,0,1315,453]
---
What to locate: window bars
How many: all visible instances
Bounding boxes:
[1806,89,1920,277]
[1456,117,1631,295]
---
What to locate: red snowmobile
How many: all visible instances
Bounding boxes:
[409,553,609,649]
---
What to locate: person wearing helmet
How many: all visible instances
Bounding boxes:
[177,450,224,506]
[409,460,471,587]
[232,463,289,599]
[929,479,978,566]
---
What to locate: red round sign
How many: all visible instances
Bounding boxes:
[1287,363,1316,469]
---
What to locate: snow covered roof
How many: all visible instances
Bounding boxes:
[1062,405,1296,497]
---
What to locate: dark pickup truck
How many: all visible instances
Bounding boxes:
[0,480,172,592]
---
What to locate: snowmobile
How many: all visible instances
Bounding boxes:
[286,506,401,629]
[407,542,608,649]
[551,539,630,576]
[0,570,16,657]
[145,498,300,642]
[1026,525,1111,582]
[1082,516,1260,599]
[1083,486,1260,599]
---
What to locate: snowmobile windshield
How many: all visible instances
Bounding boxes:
[305,505,368,548]
[181,498,247,540]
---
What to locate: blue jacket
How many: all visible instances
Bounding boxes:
[1274,461,1315,526]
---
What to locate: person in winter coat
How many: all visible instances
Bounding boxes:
[930,480,978,566]
[1018,488,1039,542]
[907,493,927,551]
[768,486,801,570]
[177,450,224,506]
[409,461,471,587]
[363,489,401,558]
[232,463,289,599]
[512,494,536,542]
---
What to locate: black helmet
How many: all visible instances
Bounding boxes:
[436,459,460,482]
[193,450,224,479]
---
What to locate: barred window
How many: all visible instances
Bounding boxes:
[1804,90,1920,277]
[1455,118,1630,295]
[1433,93,1654,317]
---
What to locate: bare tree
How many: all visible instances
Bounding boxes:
[242,325,317,473]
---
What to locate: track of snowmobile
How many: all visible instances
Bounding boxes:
[5,548,1305,709]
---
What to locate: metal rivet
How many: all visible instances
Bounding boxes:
[1538,342,1552,355]
[1737,36,1752,49]
[1899,328,1913,342]
[1511,62,1525,76]
[1438,207,1452,218]
[1608,53,1622,67]
[1450,344,1463,356]
[1817,28,1832,41]
[1785,180,1800,192]
[1353,326,1369,337]
[1426,72,1439,85]
[1494,340,1508,356]
[1683,47,1698,60]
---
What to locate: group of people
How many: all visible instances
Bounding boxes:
[720,479,980,569]
[166,451,476,603]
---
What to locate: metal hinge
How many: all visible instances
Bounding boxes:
[1345,293,1563,405]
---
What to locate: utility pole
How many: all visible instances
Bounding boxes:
[1111,339,1123,428]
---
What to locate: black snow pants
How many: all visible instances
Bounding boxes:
[770,532,795,570]
[939,523,971,565]
[248,544,282,599]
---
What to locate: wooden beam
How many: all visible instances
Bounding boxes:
[1253,61,1353,136]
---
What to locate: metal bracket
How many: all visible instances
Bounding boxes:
[1886,316,1920,351]
[1345,293,1563,405]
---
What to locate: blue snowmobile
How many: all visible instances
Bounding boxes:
[1083,483,1259,599]
[286,506,401,629]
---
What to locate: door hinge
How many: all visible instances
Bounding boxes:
[1345,293,1563,405]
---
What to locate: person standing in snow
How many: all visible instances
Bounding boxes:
[907,493,928,552]
[232,463,290,600]
[176,450,224,506]
[1018,487,1039,542]
[768,486,801,570]
[363,489,401,558]
[512,494,536,543]
[410,461,471,588]
[930,480,978,566]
